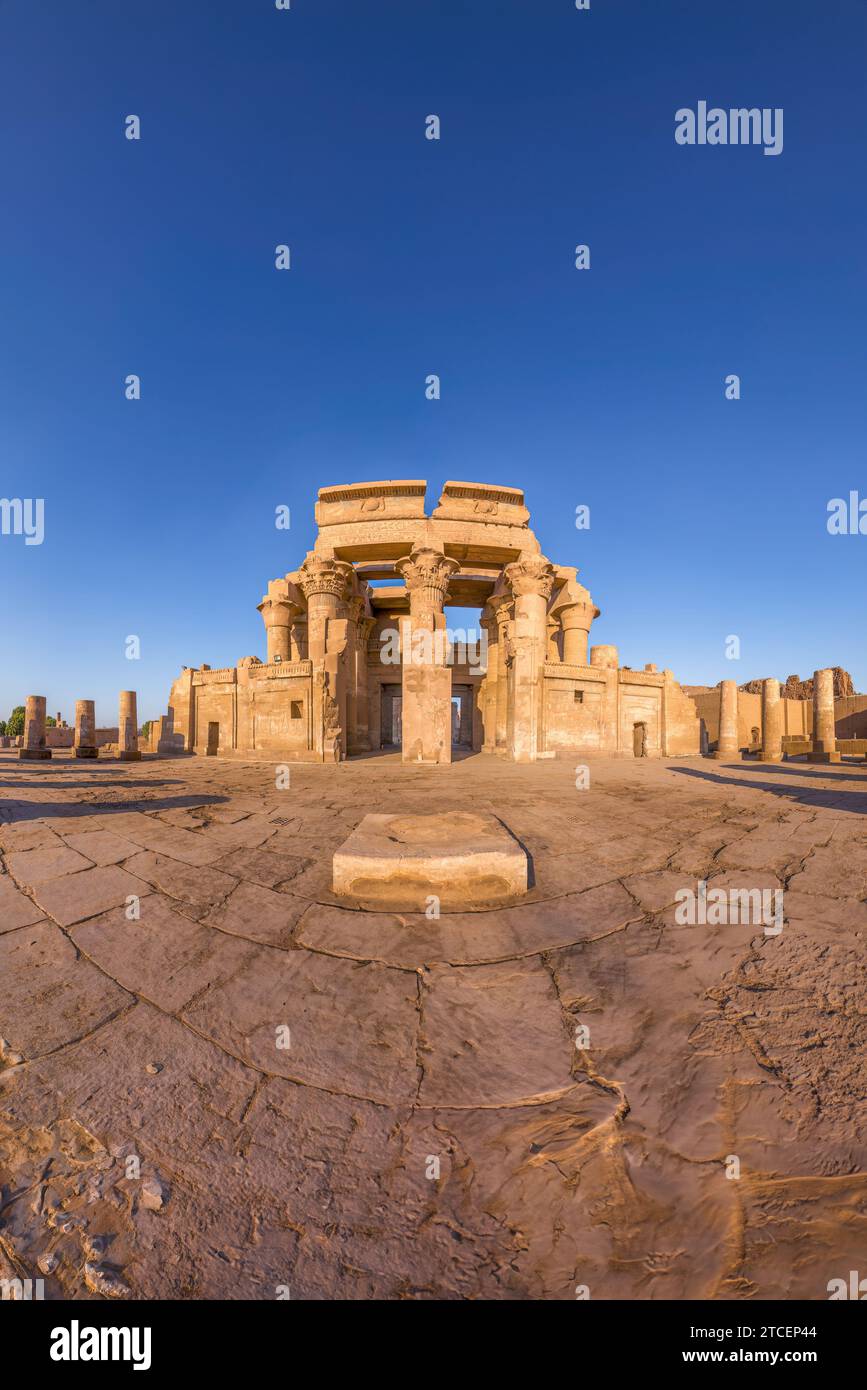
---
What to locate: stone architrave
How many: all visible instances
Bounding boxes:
[118,691,142,761]
[713,680,740,759]
[395,547,459,764]
[18,695,52,760]
[505,556,555,763]
[74,700,98,759]
[757,679,783,762]
[810,667,841,763]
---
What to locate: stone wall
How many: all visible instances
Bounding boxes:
[689,690,812,750]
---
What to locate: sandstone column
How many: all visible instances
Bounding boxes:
[18,695,51,760]
[757,679,782,762]
[713,680,739,759]
[560,600,597,665]
[810,667,841,763]
[298,554,353,760]
[396,547,459,764]
[493,600,513,752]
[479,610,498,751]
[118,691,141,761]
[257,596,298,664]
[74,699,98,759]
[347,600,374,754]
[505,556,556,763]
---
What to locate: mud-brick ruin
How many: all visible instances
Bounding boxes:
[164,480,700,763]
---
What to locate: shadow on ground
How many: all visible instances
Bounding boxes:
[670,763,867,815]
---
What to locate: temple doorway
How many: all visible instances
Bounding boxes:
[451,684,474,748]
[632,721,647,758]
[380,685,402,749]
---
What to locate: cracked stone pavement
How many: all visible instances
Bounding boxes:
[1,749,865,1300]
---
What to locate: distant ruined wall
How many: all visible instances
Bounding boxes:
[691,686,861,750]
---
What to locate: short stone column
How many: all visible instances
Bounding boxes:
[257,596,298,663]
[560,601,597,665]
[810,667,841,763]
[757,679,782,762]
[18,695,51,760]
[505,556,556,763]
[74,699,98,759]
[590,645,619,669]
[118,691,141,761]
[713,679,740,759]
[396,547,459,764]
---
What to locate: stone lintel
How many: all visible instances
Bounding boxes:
[315,480,428,527]
[433,480,530,527]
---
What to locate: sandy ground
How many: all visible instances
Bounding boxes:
[1,748,865,1300]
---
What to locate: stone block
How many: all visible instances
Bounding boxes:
[332,811,528,910]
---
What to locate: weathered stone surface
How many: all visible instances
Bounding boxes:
[2,748,866,1301]
[31,865,151,927]
[122,851,238,913]
[60,828,142,865]
[0,874,45,932]
[6,844,92,886]
[0,920,131,1057]
[182,947,420,1104]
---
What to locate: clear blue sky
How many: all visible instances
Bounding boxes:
[1,0,865,727]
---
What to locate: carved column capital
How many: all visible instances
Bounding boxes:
[395,548,459,614]
[505,556,556,601]
[257,596,300,627]
[298,554,353,602]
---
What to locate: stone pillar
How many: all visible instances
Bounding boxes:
[396,547,459,764]
[590,645,619,669]
[479,611,498,751]
[505,556,556,763]
[560,602,597,666]
[18,695,51,760]
[74,699,98,759]
[493,601,513,752]
[298,555,353,760]
[757,679,782,762]
[810,667,841,763]
[257,596,297,664]
[713,680,740,759]
[347,602,374,754]
[118,691,141,761]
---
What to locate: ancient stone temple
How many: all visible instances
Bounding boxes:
[164,480,700,763]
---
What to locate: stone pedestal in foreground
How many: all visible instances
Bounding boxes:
[713,680,740,759]
[757,678,783,762]
[18,695,52,760]
[808,667,841,763]
[332,811,529,911]
[74,699,98,758]
[118,691,141,761]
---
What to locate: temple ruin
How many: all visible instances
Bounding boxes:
[164,479,701,763]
